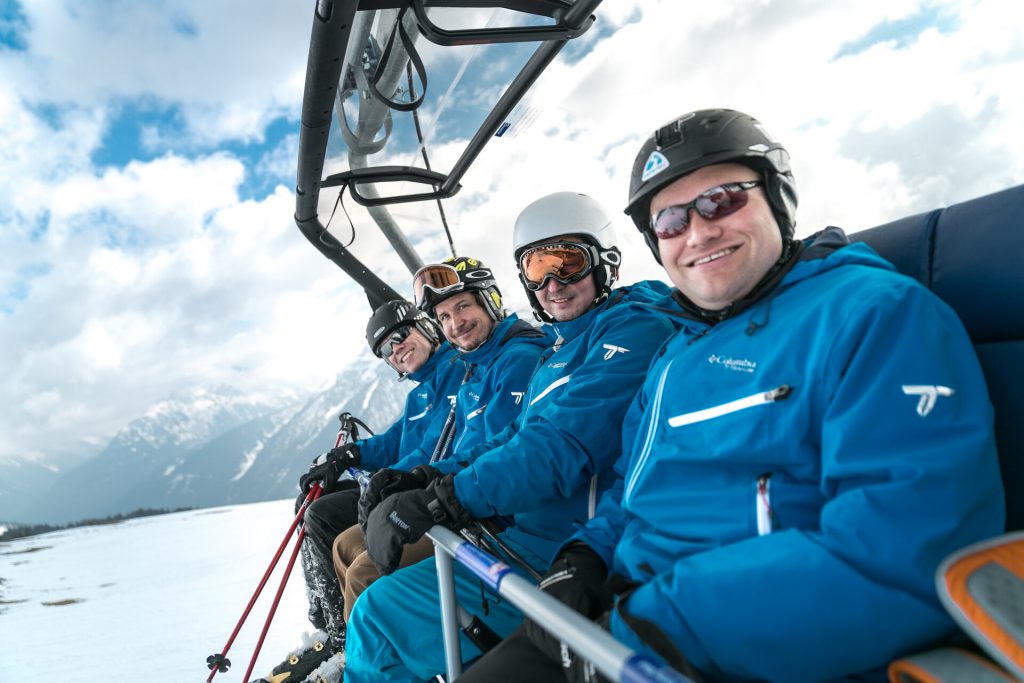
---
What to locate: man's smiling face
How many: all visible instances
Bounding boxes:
[434,292,495,352]
[651,162,783,311]
[383,326,433,374]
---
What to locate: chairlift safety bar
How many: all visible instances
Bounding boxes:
[426,525,697,683]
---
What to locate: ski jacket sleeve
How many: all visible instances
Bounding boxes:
[452,310,676,520]
[354,407,405,471]
[605,284,1004,682]
[387,394,455,472]
[432,421,519,475]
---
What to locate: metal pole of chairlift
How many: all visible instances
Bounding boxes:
[340,8,424,274]
[427,525,698,683]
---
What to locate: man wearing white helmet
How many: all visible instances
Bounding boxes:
[343,192,681,683]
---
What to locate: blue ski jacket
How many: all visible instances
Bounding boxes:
[356,342,463,472]
[576,230,1004,682]
[438,281,683,565]
[391,313,551,472]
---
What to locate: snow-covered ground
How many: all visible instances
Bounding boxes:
[0,500,314,682]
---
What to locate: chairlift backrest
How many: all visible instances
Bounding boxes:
[850,184,1024,530]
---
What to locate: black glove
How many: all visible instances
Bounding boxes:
[561,611,612,683]
[525,543,609,666]
[298,443,361,494]
[364,474,471,575]
[358,465,443,532]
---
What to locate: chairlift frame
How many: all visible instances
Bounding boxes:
[294,0,602,308]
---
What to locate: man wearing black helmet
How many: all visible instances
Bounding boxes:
[343,194,680,683]
[250,300,462,683]
[461,109,1003,683]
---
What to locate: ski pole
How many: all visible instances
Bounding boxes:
[240,483,323,683]
[205,482,322,681]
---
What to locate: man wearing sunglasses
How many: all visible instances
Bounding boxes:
[252,300,463,683]
[343,193,680,683]
[322,256,551,636]
[460,109,1003,683]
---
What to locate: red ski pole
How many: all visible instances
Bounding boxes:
[239,484,323,682]
[205,482,322,682]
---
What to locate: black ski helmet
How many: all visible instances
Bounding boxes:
[512,191,621,322]
[365,299,441,370]
[624,109,798,263]
[413,255,504,322]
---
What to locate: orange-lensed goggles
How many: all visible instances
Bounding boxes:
[412,264,463,309]
[519,242,594,291]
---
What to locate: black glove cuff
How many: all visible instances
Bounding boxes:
[428,475,472,529]
[328,442,361,467]
[560,543,608,581]
[410,464,442,486]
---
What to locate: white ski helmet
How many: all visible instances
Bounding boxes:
[512,191,621,322]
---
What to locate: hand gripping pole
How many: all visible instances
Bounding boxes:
[426,525,697,683]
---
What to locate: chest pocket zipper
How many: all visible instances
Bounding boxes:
[668,384,792,428]
[625,382,791,504]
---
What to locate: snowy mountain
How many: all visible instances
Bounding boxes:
[0,500,315,683]
[9,356,410,524]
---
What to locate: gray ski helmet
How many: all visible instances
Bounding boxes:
[624,109,798,263]
[513,191,621,322]
[365,299,440,364]
[413,255,504,322]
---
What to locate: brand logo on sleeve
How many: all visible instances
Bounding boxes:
[902,385,954,416]
[602,344,630,360]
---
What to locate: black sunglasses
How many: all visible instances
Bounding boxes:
[378,326,414,360]
[651,180,762,239]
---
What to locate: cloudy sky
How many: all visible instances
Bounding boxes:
[1,0,1021,468]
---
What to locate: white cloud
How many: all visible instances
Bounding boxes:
[1,0,1023,467]
[8,1,309,143]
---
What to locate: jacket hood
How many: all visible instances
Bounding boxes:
[785,226,897,288]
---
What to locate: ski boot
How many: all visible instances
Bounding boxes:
[248,630,336,683]
[304,650,345,683]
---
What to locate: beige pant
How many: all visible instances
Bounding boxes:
[332,525,435,621]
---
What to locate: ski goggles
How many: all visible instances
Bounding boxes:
[651,180,762,239]
[377,325,414,360]
[412,264,463,309]
[518,242,595,291]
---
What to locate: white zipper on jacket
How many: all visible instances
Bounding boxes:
[407,405,430,421]
[625,378,790,503]
[667,385,792,428]
[624,360,674,502]
[529,375,571,406]
[756,474,774,535]
[588,475,598,519]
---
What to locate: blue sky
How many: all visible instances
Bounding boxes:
[1,0,1022,467]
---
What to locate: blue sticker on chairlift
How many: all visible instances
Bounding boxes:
[641,151,670,182]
